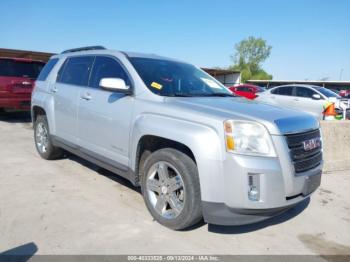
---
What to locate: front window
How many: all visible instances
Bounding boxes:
[129,57,233,97]
[316,87,341,98]
[0,58,44,79]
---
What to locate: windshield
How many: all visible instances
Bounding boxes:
[0,59,44,79]
[317,87,341,98]
[129,57,233,97]
[256,86,266,92]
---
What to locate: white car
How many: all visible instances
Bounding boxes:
[256,84,344,119]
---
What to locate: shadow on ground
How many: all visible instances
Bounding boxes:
[0,242,38,262]
[0,111,31,123]
[65,152,310,233]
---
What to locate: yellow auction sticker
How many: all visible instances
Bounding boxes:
[151,82,163,90]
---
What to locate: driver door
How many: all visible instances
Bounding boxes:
[77,56,134,168]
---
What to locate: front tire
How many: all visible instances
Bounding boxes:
[34,115,63,160]
[141,148,202,230]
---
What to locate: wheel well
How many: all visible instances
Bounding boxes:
[135,135,196,184]
[32,106,46,123]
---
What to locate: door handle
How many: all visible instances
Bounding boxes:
[81,92,92,101]
[294,98,300,101]
[51,87,58,93]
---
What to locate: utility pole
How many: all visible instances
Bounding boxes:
[339,68,344,80]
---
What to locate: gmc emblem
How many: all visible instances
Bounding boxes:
[303,138,321,151]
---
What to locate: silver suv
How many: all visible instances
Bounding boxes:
[31,46,323,230]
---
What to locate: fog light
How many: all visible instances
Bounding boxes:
[248,173,260,201]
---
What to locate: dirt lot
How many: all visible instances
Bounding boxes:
[0,112,349,255]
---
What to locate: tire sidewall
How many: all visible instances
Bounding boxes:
[34,115,55,159]
[141,148,201,230]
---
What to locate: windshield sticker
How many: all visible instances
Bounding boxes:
[201,78,221,89]
[151,82,163,90]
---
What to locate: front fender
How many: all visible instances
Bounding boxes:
[130,113,226,202]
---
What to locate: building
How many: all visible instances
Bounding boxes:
[202,68,241,86]
[247,80,350,91]
[0,48,241,86]
[0,48,53,62]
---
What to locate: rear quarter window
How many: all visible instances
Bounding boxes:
[37,58,59,81]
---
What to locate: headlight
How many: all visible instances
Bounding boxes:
[224,120,276,157]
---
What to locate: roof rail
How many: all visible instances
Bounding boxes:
[61,46,106,54]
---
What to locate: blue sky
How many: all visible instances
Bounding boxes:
[0,0,349,80]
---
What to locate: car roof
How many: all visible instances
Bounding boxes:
[0,57,45,63]
[52,48,185,63]
[272,84,323,89]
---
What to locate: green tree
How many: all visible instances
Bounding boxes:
[230,36,273,83]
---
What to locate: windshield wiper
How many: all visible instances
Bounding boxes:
[168,93,195,97]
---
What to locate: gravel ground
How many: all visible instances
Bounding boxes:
[0,112,349,255]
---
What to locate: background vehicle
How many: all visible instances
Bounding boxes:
[229,84,265,99]
[32,47,322,230]
[256,84,348,119]
[339,89,350,98]
[0,57,45,111]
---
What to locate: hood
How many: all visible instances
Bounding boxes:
[166,97,319,135]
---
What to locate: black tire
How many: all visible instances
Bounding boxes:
[141,148,202,230]
[34,115,64,160]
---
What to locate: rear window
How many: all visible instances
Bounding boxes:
[271,86,294,96]
[57,56,94,86]
[37,58,59,81]
[0,58,45,79]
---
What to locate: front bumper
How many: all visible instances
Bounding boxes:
[202,201,298,226]
[198,134,322,226]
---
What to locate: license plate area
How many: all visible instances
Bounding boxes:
[302,172,321,196]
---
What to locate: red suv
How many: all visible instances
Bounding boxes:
[229,84,266,99]
[0,57,45,111]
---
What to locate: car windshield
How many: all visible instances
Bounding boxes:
[0,59,44,79]
[129,57,234,97]
[317,87,341,98]
[256,86,266,92]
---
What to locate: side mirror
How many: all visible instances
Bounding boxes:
[99,78,131,94]
[312,94,321,100]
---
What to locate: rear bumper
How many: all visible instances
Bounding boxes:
[202,200,300,226]
[0,97,31,110]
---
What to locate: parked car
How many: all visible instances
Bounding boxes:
[0,57,45,111]
[229,84,265,99]
[256,84,347,119]
[339,89,350,98]
[32,46,322,230]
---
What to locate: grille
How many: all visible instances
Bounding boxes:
[285,129,322,173]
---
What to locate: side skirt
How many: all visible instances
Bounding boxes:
[52,136,138,186]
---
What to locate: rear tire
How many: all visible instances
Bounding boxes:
[34,115,64,160]
[141,148,202,230]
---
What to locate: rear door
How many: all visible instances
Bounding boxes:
[53,56,94,145]
[294,86,324,117]
[77,55,134,168]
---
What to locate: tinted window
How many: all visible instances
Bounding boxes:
[58,56,94,86]
[271,86,294,96]
[37,58,59,81]
[295,87,317,98]
[0,58,44,79]
[317,87,340,98]
[89,56,131,88]
[237,86,251,92]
